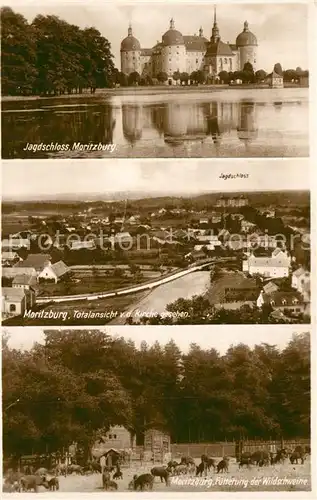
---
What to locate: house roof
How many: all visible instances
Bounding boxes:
[263,281,279,294]
[115,232,132,239]
[2,267,37,279]
[272,248,286,257]
[15,254,51,270]
[249,256,290,268]
[51,261,69,278]
[2,287,26,301]
[293,267,309,278]
[70,240,95,250]
[12,274,37,286]
[2,238,30,249]
[262,290,304,307]
[2,251,19,260]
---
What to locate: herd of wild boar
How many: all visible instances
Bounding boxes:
[3,445,310,492]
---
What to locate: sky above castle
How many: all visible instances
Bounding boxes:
[7,2,308,73]
[2,159,309,200]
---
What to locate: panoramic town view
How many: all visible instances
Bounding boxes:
[1,3,309,158]
[1,160,310,326]
[2,326,311,492]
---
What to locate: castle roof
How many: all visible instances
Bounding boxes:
[183,35,208,52]
[162,29,184,46]
[162,18,184,46]
[205,39,233,57]
[236,21,257,47]
[140,48,153,56]
[121,25,141,52]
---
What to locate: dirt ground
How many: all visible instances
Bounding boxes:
[24,457,311,493]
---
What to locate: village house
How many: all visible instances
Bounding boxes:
[292,267,310,301]
[242,249,291,278]
[2,287,30,318]
[266,69,284,88]
[2,251,21,267]
[2,267,37,281]
[197,234,221,245]
[14,254,52,273]
[256,290,307,316]
[211,215,222,224]
[209,274,259,310]
[70,240,96,250]
[199,217,209,225]
[261,208,276,218]
[185,249,208,261]
[262,281,279,295]
[37,261,70,283]
[1,238,30,250]
[12,274,37,307]
[91,426,135,457]
[114,217,125,225]
[12,273,37,291]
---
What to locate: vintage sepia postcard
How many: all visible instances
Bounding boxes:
[0,0,315,497]
[1,2,309,159]
[2,326,311,492]
[1,159,311,327]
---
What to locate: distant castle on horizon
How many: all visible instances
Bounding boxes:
[120,7,258,83]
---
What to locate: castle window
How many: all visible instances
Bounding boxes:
[113,434,117,439]
[224,58,227,63]
[196,59,199,64]
[10,304,16,312]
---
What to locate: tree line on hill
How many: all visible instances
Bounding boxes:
[2,330,310,457]
[1,7,309,96]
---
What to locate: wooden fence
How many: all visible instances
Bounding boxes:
[169,439,310,459]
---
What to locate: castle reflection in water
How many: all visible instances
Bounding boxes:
[117,100,259,148]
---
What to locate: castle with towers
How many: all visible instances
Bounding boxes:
[120,8,258,83]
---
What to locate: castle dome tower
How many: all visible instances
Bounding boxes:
[120,24,142,75]
[162,18,184,46]
[236,21,257,71]
[161,19,187,81]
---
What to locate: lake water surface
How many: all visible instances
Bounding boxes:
[2,87,308,158]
